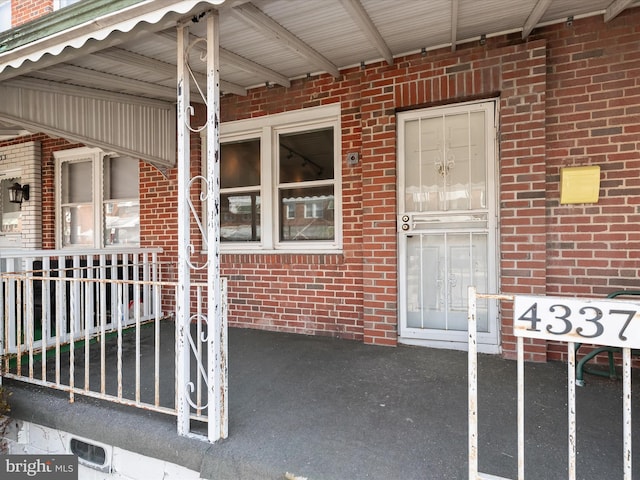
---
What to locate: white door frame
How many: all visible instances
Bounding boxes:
[397,99,500,353]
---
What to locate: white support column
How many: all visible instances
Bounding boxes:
[176,21,192,437]
[206,10,227,443]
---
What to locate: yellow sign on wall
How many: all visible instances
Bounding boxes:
[560,165,601,204]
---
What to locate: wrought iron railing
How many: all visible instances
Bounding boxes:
[0,249,227,432]
[0,248,163,354]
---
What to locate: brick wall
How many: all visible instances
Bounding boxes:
[542,10,640,362]
[11,0,53,28]
[219,38,550,355]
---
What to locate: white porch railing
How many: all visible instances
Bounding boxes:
[0,248,163,354]
[468,287,640,480]
[0,252,227,431]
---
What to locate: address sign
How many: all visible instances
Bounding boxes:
[513,295,640,349]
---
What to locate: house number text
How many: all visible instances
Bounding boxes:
[513,295,640,349]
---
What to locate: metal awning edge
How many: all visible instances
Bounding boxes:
[0,0,225,75]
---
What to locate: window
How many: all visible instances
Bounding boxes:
[205,104,341,251]
[278,128,335,241]
[54,0,82,9]
[55,148,139,248]
[0,1,11,32]
[220,139,261,242]
[0,173,22,233]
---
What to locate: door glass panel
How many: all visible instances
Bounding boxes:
[469,111,487,209]
[406,233,489,333]
[445,113,471,211]
[405,112,487,214]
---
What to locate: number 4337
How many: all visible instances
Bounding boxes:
[513,296,640,349]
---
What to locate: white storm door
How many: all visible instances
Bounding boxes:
[397,101,499,351]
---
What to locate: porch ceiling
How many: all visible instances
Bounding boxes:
[0,0,638,162]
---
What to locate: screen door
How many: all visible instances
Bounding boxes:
[397,101,499,351]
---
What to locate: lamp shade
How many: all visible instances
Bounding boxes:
[8,182,29,204]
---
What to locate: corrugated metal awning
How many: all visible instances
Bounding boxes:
[0,0,224,168]
[0,0,224,76]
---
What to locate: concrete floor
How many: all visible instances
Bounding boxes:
[5,325,640,479]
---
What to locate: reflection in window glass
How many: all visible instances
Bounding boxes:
[280,186,334,241]
[61,161,93,247]
[104,201,140,246]
[103,157,139,246]
[63,205,93,246]
[0,177,23,233]
[221,193,260,242]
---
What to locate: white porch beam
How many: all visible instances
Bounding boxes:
[604,0,634,21]
[155,31,291,88]
[450,0,459,52]
[231,2,340,78]
[338,0,393,65]
[522,0,553,39]
[94,48,247,97]
[34,64,177,100]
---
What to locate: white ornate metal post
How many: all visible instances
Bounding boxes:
[176,10,227,442]
[205,10,227,442]
[176,19,192,438]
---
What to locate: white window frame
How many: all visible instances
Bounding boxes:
[203,104,342,253]
[54,147,140,249]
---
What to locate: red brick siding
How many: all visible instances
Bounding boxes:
[11,0,53,28]
[542,10,640,363]
[219,38,551,354]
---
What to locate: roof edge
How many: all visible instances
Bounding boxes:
[0,0,144,54]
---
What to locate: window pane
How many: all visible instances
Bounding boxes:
[105,157,138,200]
[0,177,23,233]
[221,139,260,188]
[62,205,93,246]
[221,192,260,242]
[56,0,81,9]
[279,128,334,183]
[280,186,334,241]
[104,200,140,246]
[0,1,10,32]
[62,161,92,203]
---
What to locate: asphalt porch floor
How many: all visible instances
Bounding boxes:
[5,325,640,480]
